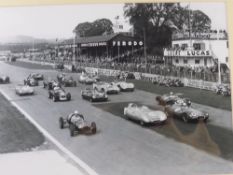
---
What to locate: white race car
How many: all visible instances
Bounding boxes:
[79,74,96,84]
[15,84,34,96]
[93,82,120,94]
[124,103,167,125]
[113,81,134,92]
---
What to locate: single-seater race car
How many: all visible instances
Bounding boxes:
[79,74,97,84]
[81,88,108,102]
[113,81,135,92]
[93,81,120,94]
[164,103,209,123]
[57,73,77,87]
[123,103,167,125]
[0,75,10,84]
[215,84,231,96]
[15,84,34,96]
[43,79,61,90]
[24,74,39,86]
[48,86,71,102]
[156,92,191,106]
[29,73,44,80]
[59,111,97,136]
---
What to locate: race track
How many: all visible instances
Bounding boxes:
[1,61,233,175]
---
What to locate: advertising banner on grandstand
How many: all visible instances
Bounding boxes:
[112,41,143,47]
[164,49,211,57]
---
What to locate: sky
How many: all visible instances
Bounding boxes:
[0,2,228,41]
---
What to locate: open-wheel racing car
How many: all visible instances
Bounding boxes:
[123,103,167,125]
[81,88,108,102]
[156,92,191,106]
[24,74,39,86]
[0,75,10,84]
[43,79,61,90]
[164,102,209,123]
[59,111,97,136]
[57,73,77,87]
[48,86,71,102]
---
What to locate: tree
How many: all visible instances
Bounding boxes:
[124,3,212,52]
[73,18,114,37]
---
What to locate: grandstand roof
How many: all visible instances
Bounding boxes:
[61,33,139,46]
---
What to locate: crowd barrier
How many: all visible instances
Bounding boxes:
[16,58,227,91]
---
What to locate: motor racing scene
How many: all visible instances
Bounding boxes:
[0,2,232,175]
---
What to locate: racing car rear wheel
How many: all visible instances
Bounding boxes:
[182,114,189,123]
[59,117,64,129]
[91,122,97,134]
[69,124,76,137]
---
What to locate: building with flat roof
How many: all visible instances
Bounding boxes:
[164,30,229,69]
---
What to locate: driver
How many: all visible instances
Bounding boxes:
[67,110,84,123]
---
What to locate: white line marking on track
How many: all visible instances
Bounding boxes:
[0,89,99,175]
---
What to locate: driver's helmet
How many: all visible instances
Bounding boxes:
[74,110,79,115]
[170,92,173,95]
[54,86,60,91]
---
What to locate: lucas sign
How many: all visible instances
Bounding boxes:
[164,49,211,57]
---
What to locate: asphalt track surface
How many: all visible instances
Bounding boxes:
[1,61,233,175]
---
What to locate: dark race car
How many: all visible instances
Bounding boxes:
[215,84,231,96]
[24,75,39,86]
[164,103,209,123]
[0,75,10,84]
[29,73,44,80]
[59,112,97,136]
[156,93,191,106]
[43,79,61,90]
[57,73,77,87]
[48,87,71,102]
[81,88,108,102]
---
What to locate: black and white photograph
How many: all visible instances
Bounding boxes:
[0,2,232,175]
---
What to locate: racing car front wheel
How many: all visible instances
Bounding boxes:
[67,93,71,101]
[69,124,76,137]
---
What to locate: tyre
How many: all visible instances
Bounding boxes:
[182,114,189,123]
[140,120,145,126]
[90,98,93,102]
[67,93,71,101]
[74,81,77,87]
[59,117,64,129]
[69,124,76,137]
[204,118,208,123]
[91,122,97,134]
[53,95,57,102]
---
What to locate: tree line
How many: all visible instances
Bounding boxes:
[73,3,211,55]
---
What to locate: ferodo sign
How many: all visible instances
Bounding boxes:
[112,41,143,47]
